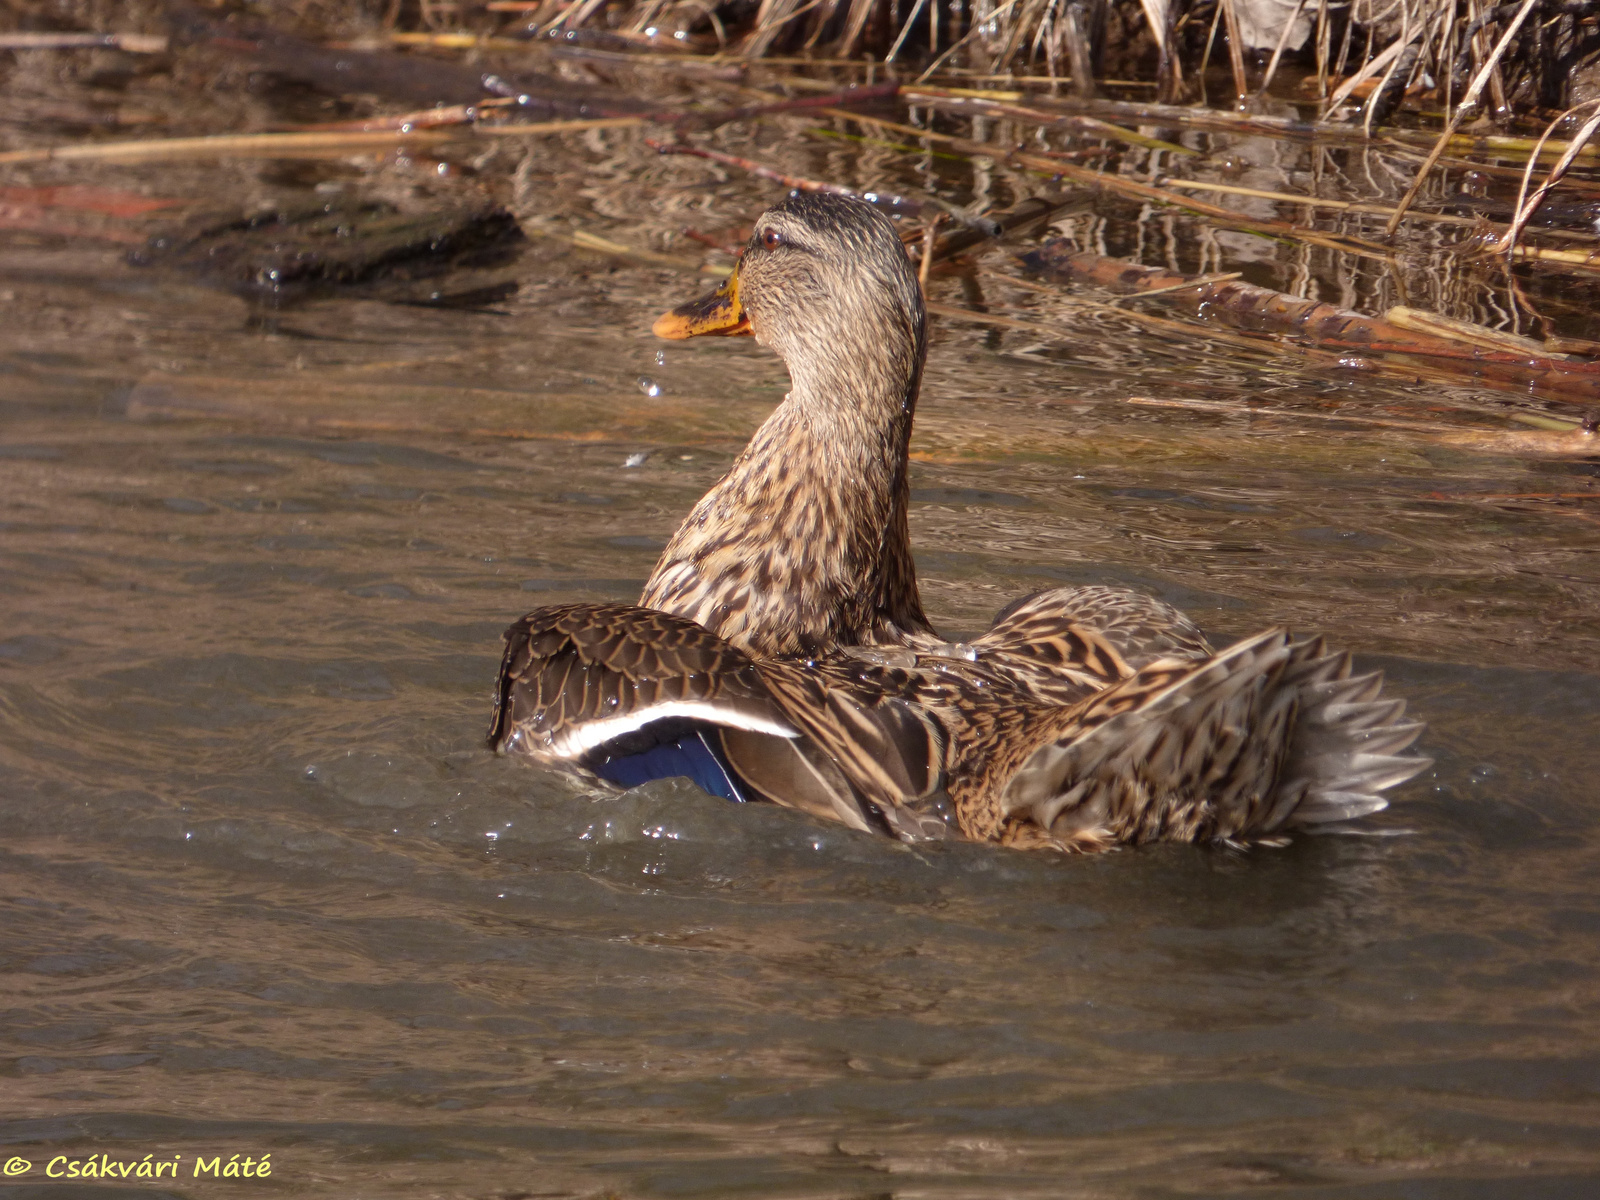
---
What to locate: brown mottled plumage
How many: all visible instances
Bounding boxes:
[489,192,1430,851]
[639,196,932,658]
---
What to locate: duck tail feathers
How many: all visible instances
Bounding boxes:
[1000,631,1430,845]
[1267,640,1431,828]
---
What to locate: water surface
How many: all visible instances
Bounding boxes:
[2,98,1600,1200]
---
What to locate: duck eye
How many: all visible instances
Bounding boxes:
[760,228,783,251]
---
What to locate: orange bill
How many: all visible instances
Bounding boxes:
[651,264,752,339]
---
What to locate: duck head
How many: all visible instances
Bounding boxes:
[654,191,926,421]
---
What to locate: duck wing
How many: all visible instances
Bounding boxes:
[750,656,951,840]
[490,603,949,839]
[951,584,1214,709]
[976,584,1213,671]
[988,630,1430,850]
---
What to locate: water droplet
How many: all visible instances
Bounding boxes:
[637,375,662,398]
[623,452,648,468]
[655,349,667,366]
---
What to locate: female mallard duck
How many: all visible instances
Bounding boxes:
[488,192,1429,850]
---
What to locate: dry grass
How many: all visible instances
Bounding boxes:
[359,0,1600,121]
[10,1,1592,123]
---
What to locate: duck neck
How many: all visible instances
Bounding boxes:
[641,332,932,659]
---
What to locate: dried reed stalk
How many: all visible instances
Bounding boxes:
[0,31,168,51]
[1159,179,1478,226]
[1499,103,1600,258]
[0,118,656,167]
[352,0,1589,132]
[0,129,457,166]
[1384,0,1542,235]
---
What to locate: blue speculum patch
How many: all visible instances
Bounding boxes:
[589,726,748,803]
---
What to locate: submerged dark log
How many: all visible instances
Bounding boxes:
[130,199,527,307]
[1023,241,1600,404]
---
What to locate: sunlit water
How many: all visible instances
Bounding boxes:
[3,119,1600,1199]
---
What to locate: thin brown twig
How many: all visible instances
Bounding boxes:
[1197,0,1225,104]
[0,31,167,51]
[1384,0,1542,236]
[1126,394,1463,433]
[1110,272,1243,301]
[1219,0,1250,99]
[1159,178,1479,226]
[281,99,515,132]
[0,129,459,166]
[919,216,942,288]
[1500,103,1600,258]
[1391,128,1600,160]
[1256,0,1308,101]
[913,0,1030,82]
[1381,141,1600,187]
[1125,396,1600,456]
